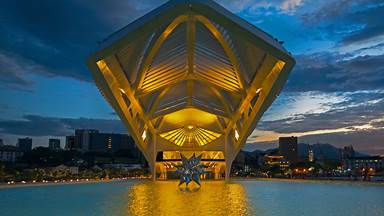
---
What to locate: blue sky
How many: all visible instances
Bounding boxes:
[0,0,383,155]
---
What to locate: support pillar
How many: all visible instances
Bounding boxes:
[224,133,232,182]
[152,163,156,181]
[151,134,157,181]
[225,159,232,181]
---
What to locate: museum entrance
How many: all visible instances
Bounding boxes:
[155,151,226,180]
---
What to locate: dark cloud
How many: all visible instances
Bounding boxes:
[0,115,125,137]
[341,4,384,45]
[0,104,10,112]
[0,53,28,85]
[286,53,384,92]
[302,0,362,23]
[1,0,382,93]
[217,0,305,14]
[0,0,165,87]
[259,91,384,133]
[371,120,384,128]
[0,51,52,90]
[62,117,125,134]
[301,0,384,45]
[0,0,383,155]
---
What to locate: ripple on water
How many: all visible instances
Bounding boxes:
[125,181,253,216]
[1,180,383,216]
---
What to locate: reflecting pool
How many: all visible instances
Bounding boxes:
[0,180,383,216]
[127,181,250,215]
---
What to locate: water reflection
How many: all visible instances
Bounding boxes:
[126,181,253,216]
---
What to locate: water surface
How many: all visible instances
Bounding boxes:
[0,180,383,216]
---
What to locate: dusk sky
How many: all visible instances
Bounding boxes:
[0,0,383,155]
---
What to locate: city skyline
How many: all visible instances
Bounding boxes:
[0,0,383,155]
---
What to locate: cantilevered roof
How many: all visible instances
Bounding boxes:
[98,0,289,54]
[87,0,295,156]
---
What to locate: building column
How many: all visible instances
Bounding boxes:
[225,160,232,181]
[224,133,232,182]
[151,134,157,181]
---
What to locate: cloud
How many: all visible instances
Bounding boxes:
[280,0,305,14]
[218,0,254,13]
[0,0,165,85]
[258,90,384,133]
[2,0,380,93]
[340,5,384,46]
[0,0,383,156]
[0,52,34,89]
[0,50,58,90]
[286,52,384,92]
[344,43,384,58]
[263,91,346,121]
[247,90,384,154]
[218,0,305,14]
[301,0,384,46]
[0,115,125,137]
[301,0,355,23]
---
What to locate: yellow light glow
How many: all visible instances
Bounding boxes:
[96,60,107,71]
[162,108,218,127]
[138,16,189,94]
[162,151,224,160]
[187,125,194,130]
[160,126,221,147]
[136,15,243,94]
[234,129,240,141]
[127,181,250,215]
[119,88,126,94]
[142,130,147,141]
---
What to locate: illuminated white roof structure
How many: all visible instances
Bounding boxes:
[87,0,295,180]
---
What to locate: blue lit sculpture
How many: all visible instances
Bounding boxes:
[176,154,205,187]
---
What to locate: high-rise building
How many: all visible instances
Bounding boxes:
[279,136,298,164]
[0,145,23,162]
[308,146,314,162]
[65,135,78,150]
[89,133,137,153]
[342,156,384,171]
[66,130,140,155]
[75,129,99,151]
[17,137,32,152]
[0,138,3,147]
[48,139,61,150]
